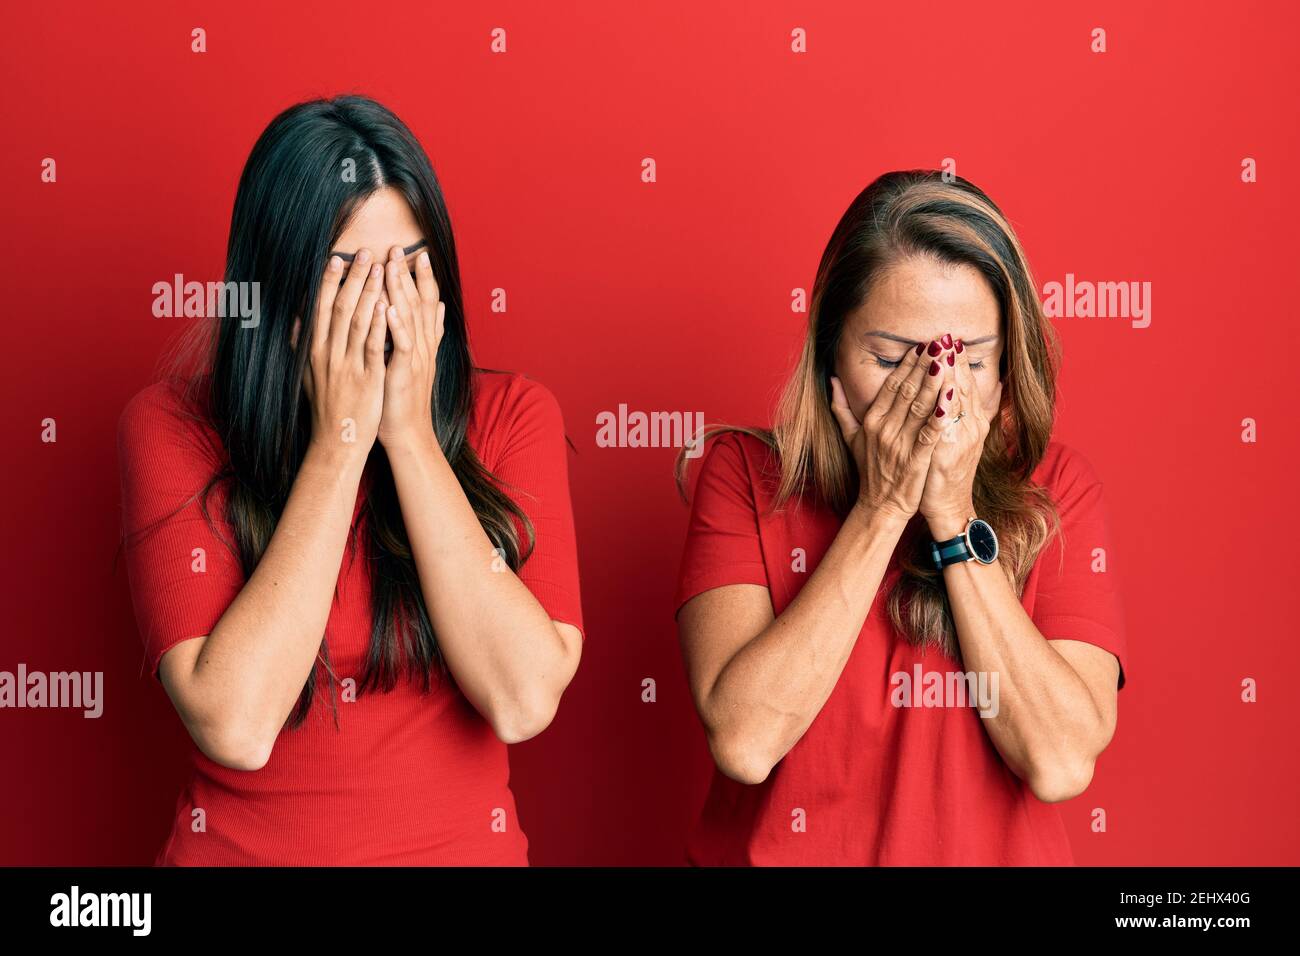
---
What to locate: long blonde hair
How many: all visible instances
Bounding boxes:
[680,170,1062,661]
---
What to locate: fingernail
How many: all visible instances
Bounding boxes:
[357,249,372,264]
[946,352,955,366]
[327,256,342,273]
[946,388,954,400]
[940,333,953,349]
[927,340,942,357]
[955,338,964,353]
[914,343,925,356]
[419,250,431,267]
[929,360,941,376]
[935,405,946,418]
[371,264,382,279]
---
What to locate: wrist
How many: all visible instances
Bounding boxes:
[380,426,442,462]
[850,498,912,537]
[302,439,369,496]
[306,434,370,475]
[926,506,974,540]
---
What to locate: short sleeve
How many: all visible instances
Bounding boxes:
[1030,444,1128,689]
[674,432,771,613]
[489,378,585,637]
[117,383,245,681]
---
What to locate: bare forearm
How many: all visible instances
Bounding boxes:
[705,503,907,773]
[183,443,364,746]
[941,553,1108,794]
[385,433,575,739]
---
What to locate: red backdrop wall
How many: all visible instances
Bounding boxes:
[3,0,1297,865]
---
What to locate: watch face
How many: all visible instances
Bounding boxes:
[967,520,998,563]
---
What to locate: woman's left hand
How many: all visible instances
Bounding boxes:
[918,336,1003,539]
[378,245,445,449]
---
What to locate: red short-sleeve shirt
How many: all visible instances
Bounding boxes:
[117,369,583,865]
[675,431,1127,866]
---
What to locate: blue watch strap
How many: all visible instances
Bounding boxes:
[930,534,972,569]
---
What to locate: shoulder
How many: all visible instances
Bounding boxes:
[119,379,186,430]
[469,369,567,465]
[1033,439,1105,494]
[1034,439,1104,486]
[688,428,780,507]
[702,429,776,472]
[117,378,224,472]
[471,368,562,418]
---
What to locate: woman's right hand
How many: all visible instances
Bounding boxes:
[303,250,389,463]
[830,337,956,522]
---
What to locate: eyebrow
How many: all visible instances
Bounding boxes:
[865,331,1000,347]
[330,239,427,263]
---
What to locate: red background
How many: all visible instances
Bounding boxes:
[2,0,1297,865]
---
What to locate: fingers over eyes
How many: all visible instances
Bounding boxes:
[385,247,422,353]
[952,340,980,415]
[414,250,440,312]
[364,300,388,370]
[397,249,422,309]
[894,344,947,438]
[870,344,924,426]
[313,255,345,346]
[387,303,414,354]
[347,262,385,359]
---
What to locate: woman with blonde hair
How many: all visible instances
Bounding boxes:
[675,170,1126,865]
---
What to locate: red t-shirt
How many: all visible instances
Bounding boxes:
[117,369,583,865]
[675,432,1127,866]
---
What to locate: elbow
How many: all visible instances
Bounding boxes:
[1024,715,1116,803]
[191,720,275,772]
[488,629,582,745]
[1025,754,1096,804]
[489,695,560,745]
[708,729,775,786]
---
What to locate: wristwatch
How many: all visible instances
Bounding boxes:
[930,517,999,569]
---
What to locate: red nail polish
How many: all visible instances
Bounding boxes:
[914,342,924,356]
[935,406,945,417]
[929,360,940,376]
[927,341,942,357]
[946,352,955,366]
[946,388,954,400]
[940,333,953,349]
[955,338,964,353]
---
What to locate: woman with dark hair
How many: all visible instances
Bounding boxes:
[675,171,1126,865]
[118,96,583,865]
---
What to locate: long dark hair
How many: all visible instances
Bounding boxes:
[167,95,533,727]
